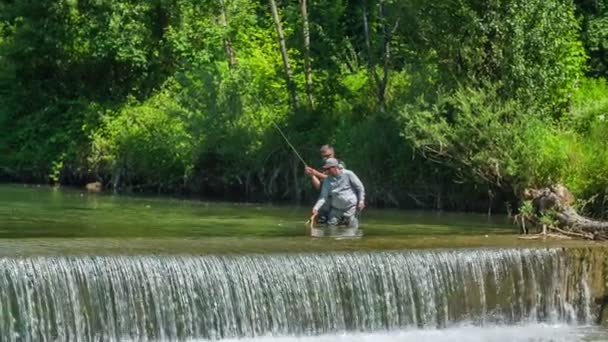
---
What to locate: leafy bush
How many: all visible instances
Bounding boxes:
[401,86,529,187]
[566,77,608,132]
[90,91,193,192]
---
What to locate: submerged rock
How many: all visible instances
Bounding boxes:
[85,181,102,192]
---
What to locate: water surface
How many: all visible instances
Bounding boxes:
[1,184,603,255]
[1,184,607,341]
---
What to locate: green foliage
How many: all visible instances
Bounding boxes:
[507,81,608,215]
[401,86,528,186]
[519,200,534,218]
[567,77,608,132]
[514,121,572,188]
[90,90,193,192]
[397,0,586,112]
[563,124,608,216]
[539,211,559,227]
[575,0,608,77]
[0,0,606,215]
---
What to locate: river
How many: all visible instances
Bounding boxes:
[0,184,606,341]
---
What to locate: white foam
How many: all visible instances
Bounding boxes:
[214,323,604,342]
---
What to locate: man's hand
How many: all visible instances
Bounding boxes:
[358,201,365,210]
[312,207,318,215]
[306,166,328,179]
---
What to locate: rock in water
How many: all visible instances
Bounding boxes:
[85,181,102,192]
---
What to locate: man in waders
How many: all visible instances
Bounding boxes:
[311,158,365,229]
[305,144,345,223]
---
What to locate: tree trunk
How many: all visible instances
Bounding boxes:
[379,4,399,112]
[487,188,494,217]
[521,185,608,240]
[269,0,299,111]
[362,2,381,97]
[299,0,314,110]
[219,0,237,68]
[363,0,398,111]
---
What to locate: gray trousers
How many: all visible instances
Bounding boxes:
[327,205,358,228]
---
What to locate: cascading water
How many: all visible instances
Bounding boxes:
[0,249,593,341]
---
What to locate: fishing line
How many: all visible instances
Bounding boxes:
[272,122,308,167]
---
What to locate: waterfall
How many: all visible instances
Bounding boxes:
[0,249,591,341]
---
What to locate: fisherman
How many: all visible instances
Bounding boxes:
[311,158,365,229]
[305,144,344,223]
[304,144,344,190]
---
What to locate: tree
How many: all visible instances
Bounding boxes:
[299,0,314,109]
[269,0,299,111]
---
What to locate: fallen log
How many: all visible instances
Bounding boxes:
[520,185,608,240]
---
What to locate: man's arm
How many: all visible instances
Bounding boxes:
[347,171,366,209]
[311,175,321,190]
[312,179,330,214]
[305,166,327,190]
[305,166,328,180]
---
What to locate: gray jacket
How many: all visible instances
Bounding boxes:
[313,169,365,211]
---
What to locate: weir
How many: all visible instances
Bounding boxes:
[0,248,596,341]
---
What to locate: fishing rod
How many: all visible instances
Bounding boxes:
[272,122,308,167]
[272,122,315,236]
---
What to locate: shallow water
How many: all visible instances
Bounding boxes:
[0,184,604,255]
[0,184,512,237]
